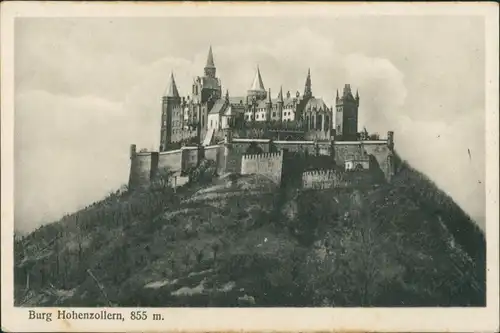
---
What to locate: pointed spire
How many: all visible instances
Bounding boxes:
[206,45,215,68]
[278,86,284,103]
[304,68,312,98]
[336,89,339,99]
[225,89,229,101]
[355,89,359,99]
[267,88,272,104]
[249,66,266,91]
[165,72,180,98]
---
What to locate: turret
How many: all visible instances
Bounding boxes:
[204,45,216,78]
[247,66,267,101]
[335,84,359,141]
[387,131,394,150]
[130,144,137,160]
[277,86,284,123]
[160,72,182,151]
[194,46,222,104]
[266,88,272,121]
[303,68,312,99]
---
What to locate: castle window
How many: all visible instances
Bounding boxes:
[273,112,276,117]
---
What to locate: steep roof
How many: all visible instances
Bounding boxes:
[205,46,215,68]
[256,97,295,109]
[209,98,246,115]
[209,99,226,115]
[164,72,180,98]
[249,66,266,92]
[278,86,284,103]
[304,97,328,111]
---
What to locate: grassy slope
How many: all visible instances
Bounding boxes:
[14,159,485,307]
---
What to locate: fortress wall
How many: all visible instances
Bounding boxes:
[333,144,364,165]
[241,151,284,184]
[158,149,183,174]
[215,146,226,175]
[334,141,392,179]
[225,147,243,174]
[274,141,316,155]
[304,129,331,141]
[181,147,200,171]
[302,168,378,190]
[224,141,270,174]
[363,143,392,179]
[204,145,220,162]
[129,152,154,189]
[302,170,347,190]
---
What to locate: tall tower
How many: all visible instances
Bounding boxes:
[247,66,267,101]
[303,68,313,99]
[160,72,182,151]
[296,69,313,120]
[277,86,284,122]
[204,45,216,78]
[335,84,359,141]
[192,46,222,105]
[266,88,272,121]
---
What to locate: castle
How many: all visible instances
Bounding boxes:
[129,46,396,190]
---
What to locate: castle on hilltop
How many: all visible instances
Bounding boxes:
[129,46,396,190]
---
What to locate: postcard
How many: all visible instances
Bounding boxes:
[1,1,499,332]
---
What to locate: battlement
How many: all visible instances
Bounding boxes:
[241,151,283,160]
[240,150,284,184]
[302,169,338,177]
[302,169,342,190]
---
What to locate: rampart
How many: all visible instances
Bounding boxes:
[302,168,379,190]
[302,170,346,189]
[304,129,332,141]
[241,151,284,184]
[129,149,154,190]
[128,131,395,189]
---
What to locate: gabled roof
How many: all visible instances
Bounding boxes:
[209,99,226,115]
[164,72,180,98]
[249,66,266,92]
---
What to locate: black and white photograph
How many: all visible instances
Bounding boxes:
[1,2,498,332]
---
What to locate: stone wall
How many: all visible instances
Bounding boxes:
[333,140,393,180]
[301,170,349,189]
[157,149,183,173]
[129,134,395,189]
[363,142,392,180]
[129,151,153,190]
[181,147,199,171]
[304,129,332,141]
[241,151,284,184]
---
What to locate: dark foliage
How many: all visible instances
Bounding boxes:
[14,155,485,307]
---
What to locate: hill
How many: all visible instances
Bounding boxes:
[14,158,486,307]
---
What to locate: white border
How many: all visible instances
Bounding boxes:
[1,2,498,332]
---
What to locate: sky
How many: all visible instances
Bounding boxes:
[14,16,486,233]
